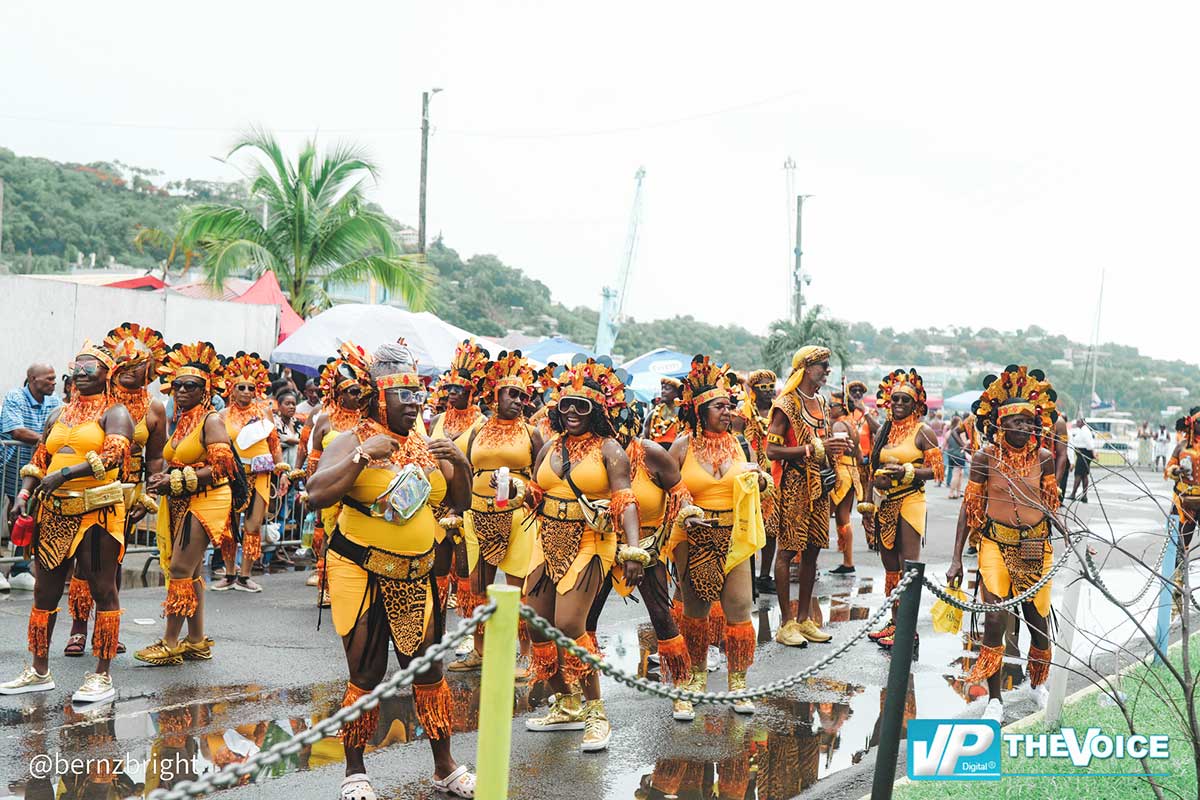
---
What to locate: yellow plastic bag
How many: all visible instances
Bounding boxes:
[931,582,968,634]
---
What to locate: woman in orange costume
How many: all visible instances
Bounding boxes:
[63,323,168,658]
[448,350,542,673]
[305,345,373,606]
[0,342,132,703]
[522,356,644,753]
[135,342,237,667]
[306,342,475,800]
[214,352,288,593]
[1166,408,1200,549]
[665,355,768,716]
[827,392,863,577]
[866,370,942,653]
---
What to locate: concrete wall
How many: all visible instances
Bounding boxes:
[0,275,279,395]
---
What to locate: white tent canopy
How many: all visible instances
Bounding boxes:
[270,304,519,377]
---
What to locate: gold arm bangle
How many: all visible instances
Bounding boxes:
[677,505,704,525]
[139,494,160,513]
[811,438,826,462]
[183,466,199,493]
[19,464,45,481]
[439,515,464,529]
[509,477,527,507]
[766,432,786,445]
[857,502,877,514]
[169,469,184,496]
[901,463,915,486]
[85,450,106,481]
[617,545,652,566]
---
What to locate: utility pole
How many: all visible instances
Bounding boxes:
[792,193,813,324]
[417,88,442,254]
[0,177,5,258]
[783,158,795,322]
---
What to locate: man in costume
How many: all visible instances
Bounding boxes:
[767,346,852,646]
[644,377,683,446]
[738,369,780,594]
[947,366,1062,722]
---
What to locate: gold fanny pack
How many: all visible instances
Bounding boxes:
[698,507,736,528]
[46,481,124,516]
[540,495,589,523]
[121,482,139,507]
[985,518,1049,560]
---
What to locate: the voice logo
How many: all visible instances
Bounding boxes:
[907,720,1001,781]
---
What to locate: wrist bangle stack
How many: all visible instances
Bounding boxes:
[509,477,527,507]
[183,466,199,493]
[169,469,184,496]
[19,464,45,481]
[85,451,106,481]
[438,515,463,529]
[901,463,915,486]
[811,438,826,462]
[274,462,290,475]
[617,545,652,566]
[677,505,704,526]
[139,494,159,513]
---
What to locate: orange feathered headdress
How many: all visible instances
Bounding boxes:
[972,365,1058,444]
[441,340,489,392]
[73,339,116,372]
[680,354,731,416]
[319,341,373,401]
[103,322,167,380]
[876,368,927,419]
[159,341,223,394]
[555,355,627,414]
[483,350,534,397]
[221,352,270,397]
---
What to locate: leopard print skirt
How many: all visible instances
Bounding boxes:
[687,524,733,603]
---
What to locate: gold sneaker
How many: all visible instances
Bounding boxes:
[580,700,611,752]
[181,636,214,661]
[0,665,55,695]
[525,692,585,731]
[447,649,484,672]
[797,619,832,644]
[774,620,809,648]
[134,639,184,666]
[729,670,755,715]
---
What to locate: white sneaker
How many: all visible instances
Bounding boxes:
[1030,684,1049,709]
[0,572,9,591]
[982,698,1004,723]
[339,773,377,800]
[706,646,725,672]
[72,672,116,705]
[0,665,55,695]
[8,572,35,591]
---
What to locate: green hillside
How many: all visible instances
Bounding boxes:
[0,146,1195,420]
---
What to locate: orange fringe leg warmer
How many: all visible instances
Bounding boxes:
[92,610,122,660]
[436,575,450,613]
[339,682,379,748]
[560,633,600,688]
[27,607,57,658]
[242,532,262,563]
[836,523,854,556]
[724,621,756,673]
[671,598,684,628]
[413,678,454,741]
[456,576,480,618]
[656,634,692,685]
[966,644,1005,683]
[163,577,198,618]
[1027,645,1052,688]
[220,537,237,573]
[708,602,726,649]
[680,615,709,669]
[518,597,530,650]
[530,640,558,684]
[68,577,94,621]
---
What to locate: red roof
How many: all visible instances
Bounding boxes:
[232,271,305,343]
[102,275,167,291]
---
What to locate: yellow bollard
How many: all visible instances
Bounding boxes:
[474,584,520,800]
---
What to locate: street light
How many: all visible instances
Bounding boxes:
[418,88,443,254]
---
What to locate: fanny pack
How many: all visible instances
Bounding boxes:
[45,481,124,516]
[328,530,435,582]
[985,518,1050,561]
[343,463,431,523]
[244,454,276,475]
[560,439,612,534]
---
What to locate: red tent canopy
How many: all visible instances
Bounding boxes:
[104,275,167,290]
[232,271,304,343]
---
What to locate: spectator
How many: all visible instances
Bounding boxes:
[1,363,62,591]
[1155,424,1173,472]
[295,380,321,423]
[1137,422,1153,469]
[1068,418,1097,503]
[945,415,969,498]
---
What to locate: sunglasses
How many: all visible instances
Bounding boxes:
[174,380,205,392]
[343,386,363,396]
[69,361,104,377]
[234,383,256,392]
[816,362,831,370]
[753,383,774,392]
[558,397,594,415]
[385,388,428,405]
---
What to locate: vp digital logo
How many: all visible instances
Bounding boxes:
[907,719,1001,780]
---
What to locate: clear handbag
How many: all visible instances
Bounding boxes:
[371,463,432,523]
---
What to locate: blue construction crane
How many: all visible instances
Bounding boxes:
[594,167,645,357]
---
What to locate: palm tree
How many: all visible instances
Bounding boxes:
[179,129,431,317]
[762,305,852,376]
[133,222,196,280]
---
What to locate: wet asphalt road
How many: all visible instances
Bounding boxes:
[0,466,1182,799]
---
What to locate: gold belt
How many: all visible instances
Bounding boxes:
[45,482,124,516]
[1175,481,1200,497]
[471,493,518,514]
[698,507,736,527]
[363,546,435,581]
[540,496,587,522]
[985,518,1049,545]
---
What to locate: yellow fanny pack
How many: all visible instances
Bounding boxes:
[46,482,124,516]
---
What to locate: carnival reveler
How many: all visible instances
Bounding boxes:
[584,398,695,720]
[1166,407,1200,548]
[216,352,288,593]
[847,380,880,548]
[305,342,476,800]
[664,355,767,716]
[448,350,542,673]
[827,391,864,577]
[521,356,643,753]
[738,369,781,595]
[767,346,852,647]
[947,365,1062,722]
[864,370,942,654]
[1,341,133,702]
[305,345,374,607]
[644,377,683,445]
[63,323,168,658]
[135,342,237,667]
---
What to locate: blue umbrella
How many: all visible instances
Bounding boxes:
[525,336,594,366]
[943,390,979,414]
[620,348,694,403]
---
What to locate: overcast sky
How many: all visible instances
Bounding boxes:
[3,2,1197,365]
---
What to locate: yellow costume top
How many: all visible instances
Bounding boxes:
[874,419,930,546]
[462,417,536,578]
[225,401,281,508]
[1167,446,1200,522]
[161,409,234,546]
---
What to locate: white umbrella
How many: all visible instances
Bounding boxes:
[270,304,516,377]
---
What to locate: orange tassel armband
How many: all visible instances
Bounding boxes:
[680,615,710,668]
[163,578,198,618]
[526,480,545,509]
[31,443,50,471]
[663,483,694,531]
[560,633,599,687]
[923,447,944,484]
[609,488,638,530]
[99,434,132,472]
[339,682,379,748]
[1027,645,1052,687]
[656,634,692,685]
[724,620,756,673]
[306,450,322,478]
[27,607,57,658]
[1041,474,1061,513]
[206,443,237,481]
[964,480,987,546]
[93,609,122,660]
[965,643,1005,683]
[413,678,454,741]
[242,532,262,562]
[530,640,558,684]
[69,576,94,621]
